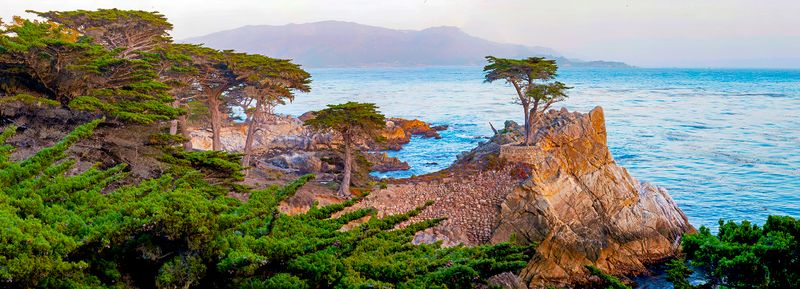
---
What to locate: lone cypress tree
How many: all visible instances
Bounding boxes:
[484,56,570,145]
[304,102,385,196]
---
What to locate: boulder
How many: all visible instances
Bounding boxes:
[378,118,444,150]
[298,111,316,122]
[366,152,410,172]
[268,152,323,174]
[431,124,449,131]
[380,124,408,150]
[491,107,695,287]
[389,118,443,138]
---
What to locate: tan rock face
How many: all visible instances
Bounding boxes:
[380,118,445,150]
[188,115,332,153]
[493,106,694,288]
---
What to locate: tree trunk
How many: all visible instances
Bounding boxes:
[522,103,530,145]
[169,120,178,135]
[339,134,352,196]
[206,91,223,151]
[179,114,192,150]
[169,100,180,135]
[526,100,540,145]
[241,100,259,168]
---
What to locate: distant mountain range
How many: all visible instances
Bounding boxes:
[183,21,631,68]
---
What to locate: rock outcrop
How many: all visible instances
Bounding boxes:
[381,118,446,150]
[491,107,694,287]
[365,152,410,172]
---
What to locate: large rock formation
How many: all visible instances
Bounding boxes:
[491,107,694,287]
[344,106,693,288]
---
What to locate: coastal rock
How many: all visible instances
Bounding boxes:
[335,106,693,287]
[491,107,695,287]
[379,118,445,150]
[380,122,409,150]
[189,115,333,152]
[268,152,323,174]
[488,272,528,289]
[298,111,316,122]
[390,118,442,139]
[431,124,449,131]
[366,152,411,172]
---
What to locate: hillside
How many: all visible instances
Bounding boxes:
[183,21,630,68]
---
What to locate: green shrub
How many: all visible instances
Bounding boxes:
[584,265,631,289]
[673,216,800,288]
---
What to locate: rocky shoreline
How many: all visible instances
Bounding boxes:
[189,107,695,288]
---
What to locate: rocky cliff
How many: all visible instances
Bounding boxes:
[490,107,694,287]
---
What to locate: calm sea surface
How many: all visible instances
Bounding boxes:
[277,67,800,233]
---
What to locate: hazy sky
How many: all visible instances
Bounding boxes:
[2,0,798,68]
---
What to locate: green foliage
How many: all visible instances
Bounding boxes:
[483,56,569,105]
[0,93,60,107]
[666,258,709,289]
[0,13,181,124]
[31,9,173,57]
[305,102,386,194]
[156,254,207,289]
[161,150,246,191]
[148,133,189,147]
[484,56,558,83]
[584,265,631,289]
[225,51,311,93]
[0,125,17,168]
[305,102,385,136]
[0,121,532,288]
[676,216,800,288]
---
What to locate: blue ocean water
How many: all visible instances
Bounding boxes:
[276,67,800,233]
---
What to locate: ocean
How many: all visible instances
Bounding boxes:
[276,66,800,233]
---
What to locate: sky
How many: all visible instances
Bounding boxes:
[1,0,799,68]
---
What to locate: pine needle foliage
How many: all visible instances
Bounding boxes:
[584,265,631,289]
[483,56,570,145]
[0,12,181,124]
